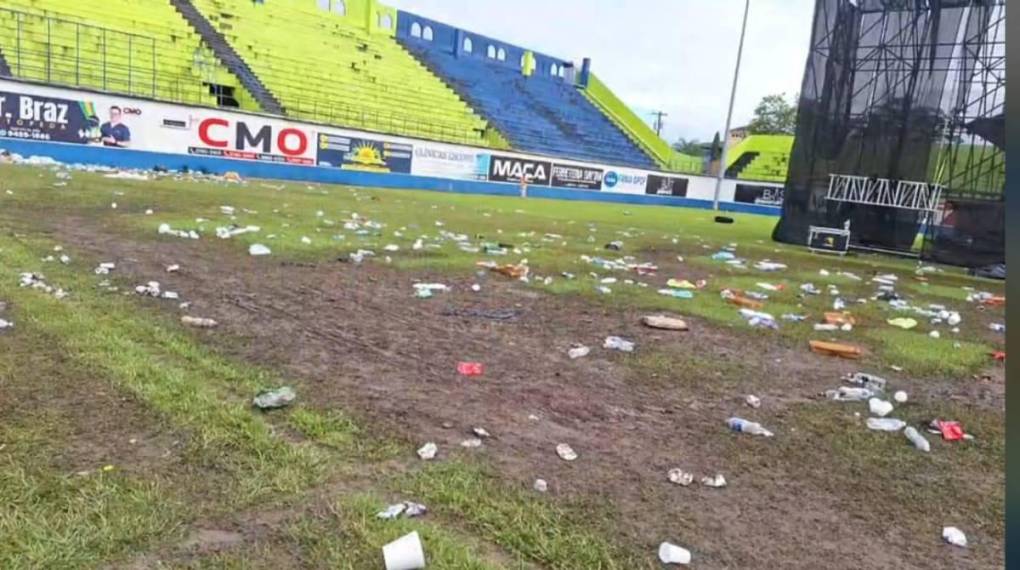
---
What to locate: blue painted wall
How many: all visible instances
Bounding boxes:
[0,138,781,217]
[395,11,571,78]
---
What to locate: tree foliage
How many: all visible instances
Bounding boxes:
[747,93,798,135]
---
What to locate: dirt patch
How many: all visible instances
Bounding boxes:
[56,219,1001,569]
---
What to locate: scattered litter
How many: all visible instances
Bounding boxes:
[441,307,521,321]
[382,531,426,570]
[658,289,694,300]
[868,398,894,417]
[252,386,296,410]
[826,387,875,401]
[931,420,965,441]
[929,330,941,339]
[739,309,777,330]
[181,316,218,328]
[756,282,784,292]
[887,317,918,330]
[166,264,180,273]
[158,223,199,240]
[847,373,887,392]
[0,318,12,331]
[866,418,906,432]
[413,283,449,298]
[723,290,764,310]
[533,479,548,493]
[248,244,271,256]
[94,262,116,275]
[745,395,762,409]
[641,315,688,331]
[658,542,692,566]
[477,261,529,279]
[377,502,428,520]
[460,438,483,448]
[904,427,930,452]
[457,362,484,376]
[472,427,491,439]
[727,417,774,437]
[700,474,727,488]
[417,442,438,460]
[809,340,862,359]
[782,314,808,321]
[989,323,1005,333]
[667,279,704,290]
[711,251,736,261]
[605,241,623,251]
[567,345,591,359]
[800,283,821,295]
[135,281,163,297]
[556,443,578,461]
[603,336,635,352]
[894,391,908,404]
[942,527,967,548]
[667,468,694,486]
[216,225,261,239]
[753,261,787,272]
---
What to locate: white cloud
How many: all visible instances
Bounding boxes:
[386,0,815,142]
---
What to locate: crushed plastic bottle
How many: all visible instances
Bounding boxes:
[866,418,906,432]
[727,417,774,437]
[252,386,296,410]
[826,387,874,401]
[603,336,635,352]
[868,398,894,417]
[904,426,930,452]
[942,527,967,548]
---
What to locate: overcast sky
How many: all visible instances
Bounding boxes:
[386,0,816,143]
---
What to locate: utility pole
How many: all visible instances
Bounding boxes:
[713,0,750,211]
[650,111,668,137]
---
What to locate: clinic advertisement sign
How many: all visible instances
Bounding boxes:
[550,163,603,190]
[487,154,552,185]
[0,90,141,147]
[411,144,487,180]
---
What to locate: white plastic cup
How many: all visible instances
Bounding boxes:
[382,531,426,570]
[658,542,692,565]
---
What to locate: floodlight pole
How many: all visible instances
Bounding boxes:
[713,0,750,211]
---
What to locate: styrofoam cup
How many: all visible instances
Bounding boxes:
[383,531,426,570]
[658,542,692,565]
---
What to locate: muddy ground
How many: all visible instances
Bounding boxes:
[48,215,1004,570]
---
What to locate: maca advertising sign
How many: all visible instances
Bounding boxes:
[550,163,603,190]
[189,116,313,165]
[487,154,552,185]
[0,90,101,144]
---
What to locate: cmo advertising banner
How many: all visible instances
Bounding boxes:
[317,134,412,173]
[550,163,603,190]
[486,154,552,185]
[645,174,689,197]
[189,115,314,165]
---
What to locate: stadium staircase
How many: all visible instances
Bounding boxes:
[168,0,283,114]
[402,40,657,169]
[188,0,497,146]
[724,135,793,182]
[582,72,700,173]
[0,0,256,109]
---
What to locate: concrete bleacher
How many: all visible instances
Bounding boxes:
[396,11,657,169]
[188,0,499,147]
[725,135,794,182]
[0,0,254,109]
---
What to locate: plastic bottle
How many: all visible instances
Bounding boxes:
[727,417,774,437]
[904,426,930,452]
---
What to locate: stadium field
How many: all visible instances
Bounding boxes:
[0,162,1004,569]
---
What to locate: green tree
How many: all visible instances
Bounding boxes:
[747,93,798,135]
[672,137,705,157]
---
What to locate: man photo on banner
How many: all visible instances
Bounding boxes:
[99,106,131,148]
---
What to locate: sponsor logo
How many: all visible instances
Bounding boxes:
[550,163,603,190]
[645,174,689,197]
[121,107,143,116]
[0,95,70,124]
[197,117,309,157]
[603,171,619,188]
[488,155,552,185]
[414,147,474,163]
